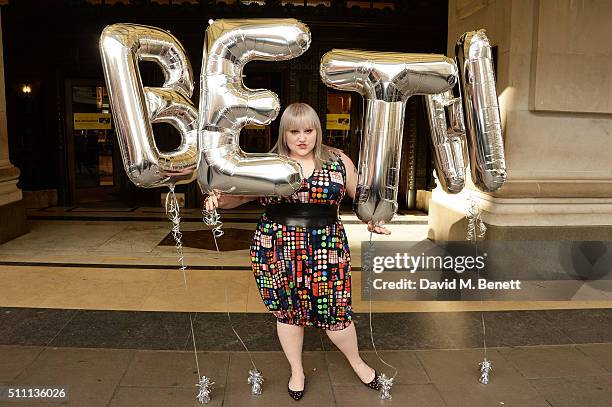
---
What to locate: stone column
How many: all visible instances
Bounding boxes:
[428,0,612,241]
[0,8,27,243]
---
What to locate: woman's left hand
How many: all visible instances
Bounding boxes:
[367,220,391,235]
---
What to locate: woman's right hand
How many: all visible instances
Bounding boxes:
[367,220,391,235]
[204,189,221,211]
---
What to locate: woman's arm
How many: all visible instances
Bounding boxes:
[337,151,358,200]
[204,191,256,210]
[218,195,256,209]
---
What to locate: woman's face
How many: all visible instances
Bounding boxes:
[285,122,317,158]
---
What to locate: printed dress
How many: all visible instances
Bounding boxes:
[249,153,352,330]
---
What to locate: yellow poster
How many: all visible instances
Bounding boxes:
[245,124,265,130]
[326,113,350,130]
[74,113,112,130]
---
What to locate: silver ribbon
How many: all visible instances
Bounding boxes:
[478,358,493,385]
[465,195,491,384]
[378,372,394,400]
[364,232,398,399]
[196,375,215,404]
[200,194,262,396]
[202,207,224,251]
[248,369,265,395]
[165,186,212,399]
[165,186,187,273]
[466,196,487,242]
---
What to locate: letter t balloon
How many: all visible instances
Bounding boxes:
[320,50,458,224]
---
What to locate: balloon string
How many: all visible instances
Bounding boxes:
[477,241,487,357]
[165,185,201,379]
[225,285,258,371]
[202,203,258,372]
[466,194,488,357]
[367,231,398,379]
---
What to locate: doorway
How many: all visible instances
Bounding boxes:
[64,80,132,206]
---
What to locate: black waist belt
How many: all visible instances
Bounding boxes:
[265,203,339,227]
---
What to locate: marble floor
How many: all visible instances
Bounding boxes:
[3,207,429,264]
[0,215,610,312]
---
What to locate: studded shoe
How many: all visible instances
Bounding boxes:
[362,370,381,391]
[287,378,305,401]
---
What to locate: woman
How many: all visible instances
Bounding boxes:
[205,103,390,401]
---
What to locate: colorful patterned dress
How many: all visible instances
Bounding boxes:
[249,152,352,330]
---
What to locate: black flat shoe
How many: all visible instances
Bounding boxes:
[288,378,305,401]
[362,370,381,391]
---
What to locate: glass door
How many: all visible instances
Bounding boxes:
[66,81,125,205]
[73,86,114,188]
[325,91,354,156]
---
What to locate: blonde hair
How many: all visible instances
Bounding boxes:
[270,102,342,171]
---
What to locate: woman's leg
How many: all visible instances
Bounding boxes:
[325,322,376,383]
[276,320,306,390]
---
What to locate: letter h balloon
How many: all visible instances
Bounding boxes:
[100,19,506,225]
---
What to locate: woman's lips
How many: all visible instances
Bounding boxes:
[298,144,307,148]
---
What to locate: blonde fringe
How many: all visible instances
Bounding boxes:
[270,103,344,170]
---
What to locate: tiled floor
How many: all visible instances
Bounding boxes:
[0,344,610,407]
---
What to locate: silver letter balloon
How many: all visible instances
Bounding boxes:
[320,50,458,224]
[425,89,468,193]
[455,29,506,192]
[99,24,199,188]
[197,19,311,196]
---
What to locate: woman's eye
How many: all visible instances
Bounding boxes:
[305,129,313,133]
